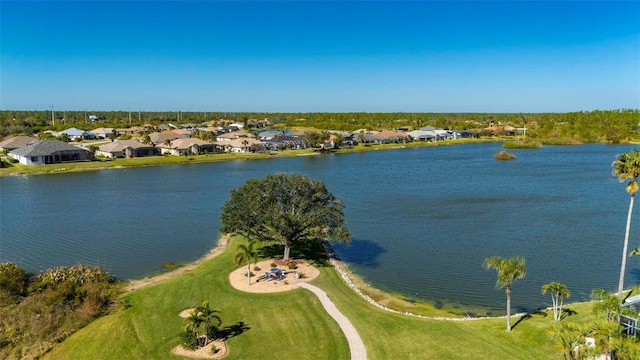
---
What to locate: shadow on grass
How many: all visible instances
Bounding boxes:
[561,308,578,320]
[511,309,548,330]
[216,321,250,341]
[258,240,331,267]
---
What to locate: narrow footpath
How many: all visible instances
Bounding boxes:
[298,283,367,360]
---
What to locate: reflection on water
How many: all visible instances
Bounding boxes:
[0,143,637,312]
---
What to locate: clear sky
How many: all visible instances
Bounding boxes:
[1,1,639,112]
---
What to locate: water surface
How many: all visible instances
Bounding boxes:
[1,143,637,313]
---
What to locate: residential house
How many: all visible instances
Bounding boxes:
[245,119,266,129]
[116,124,154,136]
[216,138,263,153]
[257,129,292,140]
[407,126,458,141]
[9,140,92,165]
[483,125,515,136]
[345,132,378,145]
[91,128,118,139]
[215,131,252,142]
[262,135,309,150]
[148,131,189,146]
[157,138,218,155]
[622,295,640,337]
[0,136,37,152]
[61,127,96,140]
[456,129,479,138]
[95,140,157,158]
[371,130,408,143]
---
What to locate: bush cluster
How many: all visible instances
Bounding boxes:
[0,263,120,359]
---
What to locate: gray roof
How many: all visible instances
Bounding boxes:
[9,140,90,157]
[0,136,37,150]
[263,135,308,145]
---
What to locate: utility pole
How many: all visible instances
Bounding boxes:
[129,110,132,124]
[50,104,55,126]
[138,110,141,123]
[84,109,87,123]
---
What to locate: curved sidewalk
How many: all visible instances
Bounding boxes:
[298,283,367,360]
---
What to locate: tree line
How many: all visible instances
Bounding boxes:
[1,109,638,143]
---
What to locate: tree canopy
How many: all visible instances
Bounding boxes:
[220,173,352,260]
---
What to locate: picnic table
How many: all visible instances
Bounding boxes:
[266,268,286,280]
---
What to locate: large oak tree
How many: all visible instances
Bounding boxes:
[220,173,351,260]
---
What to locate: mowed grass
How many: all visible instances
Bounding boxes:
[46,238,596,359]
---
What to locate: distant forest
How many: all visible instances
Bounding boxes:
[0,109,638,143]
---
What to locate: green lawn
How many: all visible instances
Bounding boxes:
[45,237,596,360]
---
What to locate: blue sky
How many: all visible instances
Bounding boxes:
[1,1,639,112]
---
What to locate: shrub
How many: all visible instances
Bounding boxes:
[494,151,517,160]
[253,265,261,271]
[270,262,278,268]
[0,263,29,298]
[287,260,298,269]
[180,329,198,350]
[502,141,542,149]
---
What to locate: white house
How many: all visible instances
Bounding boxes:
[9,140,91,165]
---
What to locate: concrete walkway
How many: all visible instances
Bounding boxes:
[298,283,367,360]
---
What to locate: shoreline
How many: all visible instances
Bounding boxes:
[125,235,231,292]
[0,138,497,177]
[124,235,537,321]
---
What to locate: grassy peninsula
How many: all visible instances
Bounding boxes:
[44,237,596,360]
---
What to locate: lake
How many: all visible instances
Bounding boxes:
[1,142,638,314]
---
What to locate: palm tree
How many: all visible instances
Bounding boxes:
[196,301,221,345]
[186,310,205,345]
[549,322,590,360]
[234,240,258,286]
[542,282,571,322]
[612,149,640,297]
[591,288,636,322]
[611,335,640,360]
[591,319,622,359]
[483,255,526,332]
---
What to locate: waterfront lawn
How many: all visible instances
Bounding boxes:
[45,239,349,360]
[46,238,595,359]
[312,269,596,359]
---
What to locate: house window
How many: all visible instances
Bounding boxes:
[31,156,38,162]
